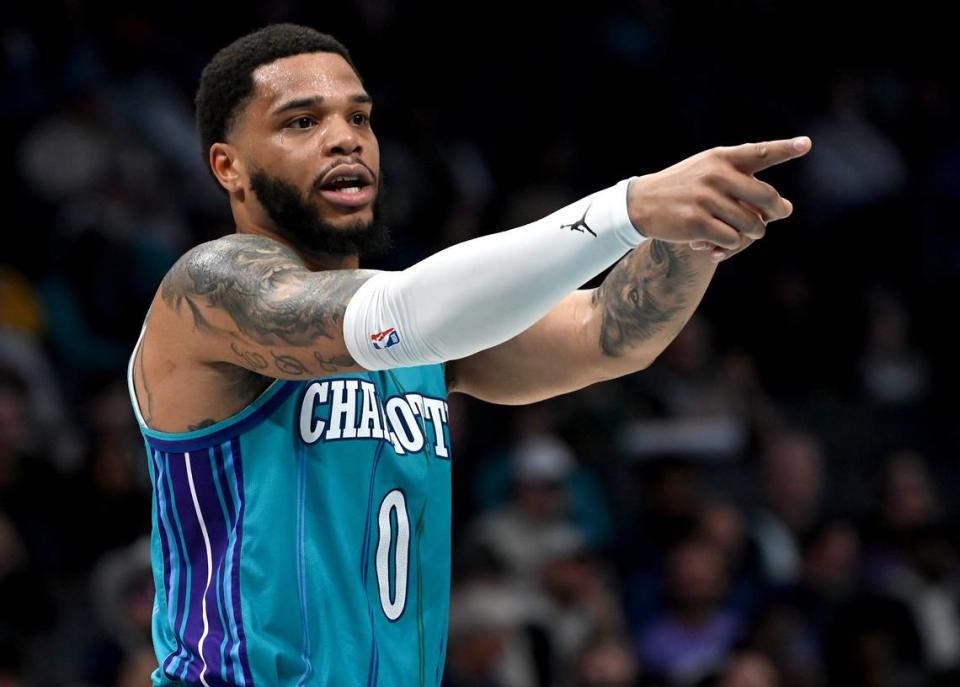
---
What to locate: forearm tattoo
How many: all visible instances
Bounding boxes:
[590,240,696,357]
[160,234,371,376]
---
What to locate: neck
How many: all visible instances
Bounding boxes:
[235,224,360,272]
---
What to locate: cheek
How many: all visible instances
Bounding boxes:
[365,132,381,168]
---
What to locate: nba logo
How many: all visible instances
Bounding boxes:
[371,327,400,350]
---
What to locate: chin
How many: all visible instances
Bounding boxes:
[324,208,374,227]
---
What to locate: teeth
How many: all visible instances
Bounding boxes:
[325,186,362,194]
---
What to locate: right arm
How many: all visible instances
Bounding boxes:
[161,176,646,381]
[160,233,374,379]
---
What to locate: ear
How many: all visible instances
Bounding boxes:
[209,142,246,195]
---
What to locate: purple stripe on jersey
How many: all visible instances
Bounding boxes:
[151,449,186,680]
[195,447,234,685]
[180,448,245,687]
[167,451,213,683]
[228,437,255,685]
[161,451,195,680]
[213,443,243,686]
[220,442,247,687]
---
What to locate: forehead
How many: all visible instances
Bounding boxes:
[250,51,363,109]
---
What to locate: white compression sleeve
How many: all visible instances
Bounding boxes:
[342,176,646,370]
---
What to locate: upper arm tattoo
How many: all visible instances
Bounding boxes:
[160,234,374,372]
[591,240,695,357]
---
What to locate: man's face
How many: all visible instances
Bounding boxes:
[231,51,388,256]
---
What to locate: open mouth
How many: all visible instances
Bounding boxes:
[317,175,374,209]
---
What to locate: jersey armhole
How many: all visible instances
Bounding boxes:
[126,316,295,450]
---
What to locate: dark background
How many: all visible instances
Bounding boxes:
[1,1,958,685]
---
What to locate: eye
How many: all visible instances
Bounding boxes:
[352,112,370,126]
[288,116,316,129]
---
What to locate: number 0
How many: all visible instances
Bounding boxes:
[376,489,409,620]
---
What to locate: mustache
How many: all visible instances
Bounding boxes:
[312,162,376,191]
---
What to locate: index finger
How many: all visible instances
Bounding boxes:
[722,136,812,173]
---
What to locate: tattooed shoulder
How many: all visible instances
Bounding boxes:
[160,234,303,309]
[159,234,376,347]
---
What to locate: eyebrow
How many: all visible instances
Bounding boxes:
[272,94,373,115]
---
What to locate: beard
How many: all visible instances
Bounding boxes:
[249,167,392,258]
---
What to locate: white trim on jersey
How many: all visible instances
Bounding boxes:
[185,451,215,687]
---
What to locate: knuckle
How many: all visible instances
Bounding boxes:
[755,142,769,159]
[680,205,700,227]
[689,213,708,232]
[694,189,713,208]
[708,146,726,162]
[702,169,724,189]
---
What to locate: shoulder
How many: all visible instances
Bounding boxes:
[160,234,305,303]
[163,234,304,290]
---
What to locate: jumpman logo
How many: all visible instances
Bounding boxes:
[560,203,596,237]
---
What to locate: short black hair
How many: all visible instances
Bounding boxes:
[195,23,360,164]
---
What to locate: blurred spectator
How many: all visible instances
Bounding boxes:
[877,521,960,681]
[445,583,539,687]
[471,408,616,552]
[621,457,704,631]
[535,531,627,684]
[761,520,863,682]
[0,324,83,471]
[862,448,942,584]
[82,537,155,686]
[574,633,639,687]
[751,430,824,585]
[64,380,151,570]
[859,285,930,407]
[798,72,908,223]
[619,316,774,461]
[622,457,704,567]
[468,434,590,587]
[697,499,766,619]
[711,650,779,687]
[756,520,924,687]
[636,538,743,686]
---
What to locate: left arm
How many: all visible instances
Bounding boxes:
[446,240,719,404]
[446,135,814,403]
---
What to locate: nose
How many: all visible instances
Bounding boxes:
[322,115,362,157]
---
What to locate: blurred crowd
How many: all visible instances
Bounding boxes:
[1,1,958,686]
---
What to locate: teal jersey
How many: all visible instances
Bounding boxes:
[126,324,452,686]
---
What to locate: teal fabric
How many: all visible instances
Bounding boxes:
[130,365,452,687]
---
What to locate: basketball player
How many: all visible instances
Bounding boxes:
[127,23,811,686]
